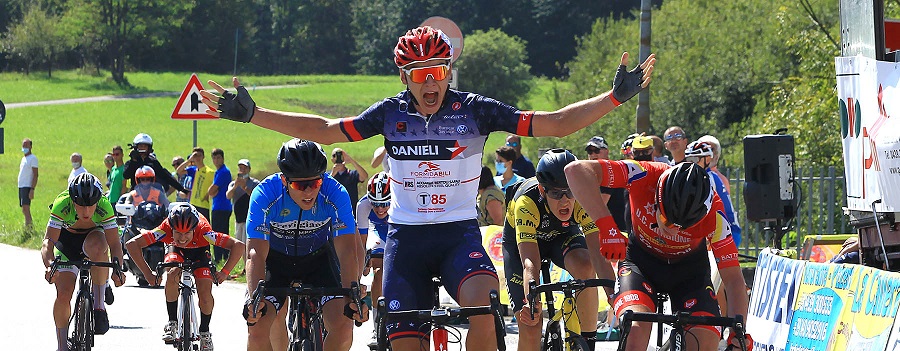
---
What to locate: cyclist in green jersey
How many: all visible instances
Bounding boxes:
[41,173,126,351]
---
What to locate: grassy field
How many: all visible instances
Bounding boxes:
[1,71,564,247]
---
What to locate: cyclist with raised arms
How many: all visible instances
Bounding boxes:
[242,139,366,351]
[202,25,654,351]
[357,172,391,347]
[564,161,753,351]
[125,202,245,350]
[504,149,616,351]
[41,173,126,351]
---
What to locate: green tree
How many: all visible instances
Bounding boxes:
[2,4,75,76]
[454,29,532,106]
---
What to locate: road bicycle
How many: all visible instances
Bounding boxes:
[250,280,364,351]
[47,256,124,351]
[527,277,615,351]
[155,259,220,351]
[373,277,507,351]
[617,309,749,351]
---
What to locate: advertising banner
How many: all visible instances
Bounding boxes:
[747,249,807,351]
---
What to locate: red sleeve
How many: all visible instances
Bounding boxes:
[598,160,669,188]
[706,196,740,269]
[142,220,174,245]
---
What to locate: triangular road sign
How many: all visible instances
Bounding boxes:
[172,73,216,120]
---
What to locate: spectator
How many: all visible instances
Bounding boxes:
[68,153,87,183]
[123,133,187,194]
[649,135,671,164]
[171,156,190,202]
[330,148,369,211]
[829,237,861,264]
[108,146,126,203]
[664,126,688,164]
[585,136,630,233]
[208,148,234,264]
[18,138,39,228]
[103,153,114,189]
[620,133,640,160]
[176,147,215,220]
[698,135,732,191]
[476,166,505,226]
[494,146,525,194]
[227,158,260,272]
[631,135,654,161]
[371,146,389,172]
[499,134,536,178]
[684,140,742,246]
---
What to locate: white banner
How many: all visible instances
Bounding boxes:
[746,249,807,351]
[835,56,900,212]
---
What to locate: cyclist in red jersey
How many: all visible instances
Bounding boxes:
[565,161,752,351]
[125,202,245,351]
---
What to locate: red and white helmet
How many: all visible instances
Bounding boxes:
[136,165,156,182]
[367,172,391,205]
[394,26,453,68]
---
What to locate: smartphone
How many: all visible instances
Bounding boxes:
[335,151,343,163]
[239,173,249,179]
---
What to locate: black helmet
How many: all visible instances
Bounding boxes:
[132,201,166,230]
[168,202,200,232]
[536,148,577,189]
[69,173,104,206]
[656,162,713,229]
[277,138,327,179]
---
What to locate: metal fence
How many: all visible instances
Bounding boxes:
[722,165,850,258]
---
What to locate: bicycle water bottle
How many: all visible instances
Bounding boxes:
[433,328,448,351]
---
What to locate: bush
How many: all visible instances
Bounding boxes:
[453,29,533,106]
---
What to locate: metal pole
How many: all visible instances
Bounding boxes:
[872,200,890,271]
[233,29,239,77]
[636,0,652,134]
[193,121,198,148]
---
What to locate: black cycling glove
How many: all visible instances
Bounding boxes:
[611,63,645,106]
[218,86,256,123]
[242,298,268,326]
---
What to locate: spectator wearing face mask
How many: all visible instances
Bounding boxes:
[494,146,526,194]
[631,135,654,162]
[68,153,87,184]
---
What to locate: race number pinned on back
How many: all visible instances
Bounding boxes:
[172,73,215,120]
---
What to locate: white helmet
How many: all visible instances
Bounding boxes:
[684,140,714,160]
[133,133,153,146]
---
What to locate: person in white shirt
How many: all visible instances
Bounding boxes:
[18,138,39,228]
[68,152,87,183]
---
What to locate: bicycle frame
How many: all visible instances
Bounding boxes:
[617,311,748,351]
[157,260,217,351]
[48,257,122,351]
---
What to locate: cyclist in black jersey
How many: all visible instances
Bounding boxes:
[504,150,616,351]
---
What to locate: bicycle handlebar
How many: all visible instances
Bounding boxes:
[526,278,615,320]
[385,289,501,325]
[48,256,124,282]
[619,311,749,351]
[155,260,220,285]
[250,279,365,326]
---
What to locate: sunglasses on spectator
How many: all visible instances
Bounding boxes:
[586,147,604,154]
[545,187,574,200]
[633,149,653,156]
[285,177,323,191]
[664,133,685,142]
[403,64,450,84]
[372,201,390,208]
[506,141,520,147]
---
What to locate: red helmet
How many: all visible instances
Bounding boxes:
[136,165,155,182]
[394,26,453,68]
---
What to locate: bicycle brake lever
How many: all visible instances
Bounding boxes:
[351,282,364,327]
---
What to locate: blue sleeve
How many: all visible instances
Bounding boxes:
[467,93,534,136]
[321,173,357,236]
[711,172,742,246]
[247,175,279,240]
[339,98,390,141]
[214,168,232,188]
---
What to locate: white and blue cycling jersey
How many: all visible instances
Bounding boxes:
[247,172,357,256]
[708,170,742,246]
[356,197,389,253]
[339,89,534,225]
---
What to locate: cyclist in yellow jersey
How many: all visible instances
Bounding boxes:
[503,149,616,351]
[41,173,126,351]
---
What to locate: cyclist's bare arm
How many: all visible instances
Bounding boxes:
[41,226,62,268]
[125,233,156,283]
[564,160,616,222]
[218,235,246,277]
[333,234,361,288]
[518,242,542,304]
[720,265,750,322]
[246,238,269,294]
[104,227,125,267]
[201,77,349,145]
[530,53,655,138]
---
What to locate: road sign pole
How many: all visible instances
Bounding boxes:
[193,120,198,148]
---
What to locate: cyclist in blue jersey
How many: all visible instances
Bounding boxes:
[358,172,391,348]
[242,139,367,351]
[204,25,654,351]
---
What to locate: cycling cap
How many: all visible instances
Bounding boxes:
[586,136,608,150]
[133,202,166,230]
[133,133,153,146]
[277,138,327,179]
[684,141,714,159]
[367,172,391,204]
[632,135,653,150]
[394,26,453,68]
[69,173,104,206]
[168,202,200,233]
[536,148,577,189]
[136,165,156,180]
[656,163,713,229]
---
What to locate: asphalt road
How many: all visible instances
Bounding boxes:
[1,243,653,351]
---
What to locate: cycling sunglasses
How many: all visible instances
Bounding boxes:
[285,177,322,191]
[137,177,155,182]
[664,133,685,142]
[506,141,520,147]
[403,64,451,84]
[545,187,574,200]
[372,201,390,208]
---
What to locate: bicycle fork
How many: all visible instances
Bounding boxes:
[177,271,199,347]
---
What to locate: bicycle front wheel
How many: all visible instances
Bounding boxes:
[541,320,564,351]
[567,335,591,351]
[72,293,93,351]
[178,292,194,351]
[309,313,325,351]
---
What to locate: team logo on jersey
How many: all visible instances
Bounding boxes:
[452,102,462,110]
[411,161,450,178]
[403,178,415,191]
[642,282,653,294]
[561,221,569,227]
[618,267,632,277]
[456,125,469,135]
[389,300,401,311]
[684,298,698,309]
[446,141,467,159]
[280,209,291,217]
[396,121,407,133]
[468,251,484,259]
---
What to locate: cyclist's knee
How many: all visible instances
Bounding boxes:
[457,274,498,306]
[564,250,595,279]
[83,237,109,259]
